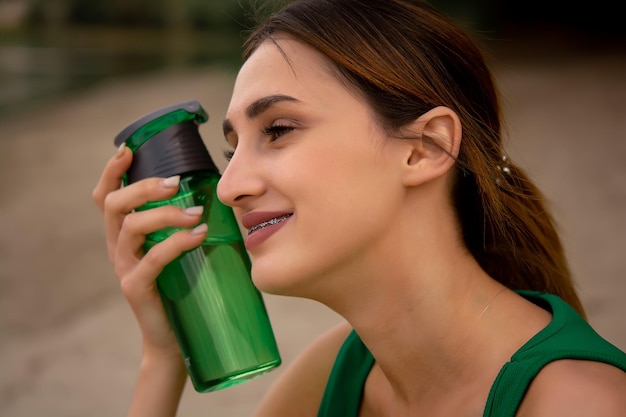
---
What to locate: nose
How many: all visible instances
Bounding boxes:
[216,149,265,208]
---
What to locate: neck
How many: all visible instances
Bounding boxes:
[318,239,518,414]
[303,189,551,415]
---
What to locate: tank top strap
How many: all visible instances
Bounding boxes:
[317,329,375,417]
[483,290,626,417]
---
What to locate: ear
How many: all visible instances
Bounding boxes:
[399,106,461,187]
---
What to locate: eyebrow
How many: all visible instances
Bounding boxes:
[222,94,300,138]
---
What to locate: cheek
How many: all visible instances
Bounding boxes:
[292,150,400,253]
[287,133,399,227]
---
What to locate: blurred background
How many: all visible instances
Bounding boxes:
[0,1,624,416]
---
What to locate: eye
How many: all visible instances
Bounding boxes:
[223,121,296,162]
[223,149,235,162]
[262,123,294,142]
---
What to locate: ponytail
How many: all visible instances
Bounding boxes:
[454,150,586,317]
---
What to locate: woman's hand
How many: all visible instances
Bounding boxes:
[92,144,208,358]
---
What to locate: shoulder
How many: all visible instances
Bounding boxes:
[254,320,353,417]
[517,359,626,417]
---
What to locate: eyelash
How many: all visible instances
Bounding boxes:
[262,123,294,141]
[223,149,235,161]
[223,123,294,162]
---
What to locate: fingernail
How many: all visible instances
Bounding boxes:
[183,206,204,216]
[115,143,126,159]
[161,176,180,188]
[190,223,208,235]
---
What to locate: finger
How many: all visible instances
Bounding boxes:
[104,176,181,217]
[114,206,205,274]
[103,176,181,262]
[92,144,132,212]
[119,225,208,297]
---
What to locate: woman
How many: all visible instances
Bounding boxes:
[92,0,626,416]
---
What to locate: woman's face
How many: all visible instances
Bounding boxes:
[218,37,409,298]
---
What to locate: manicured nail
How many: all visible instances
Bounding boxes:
[161,176,180,188]
[115,143,126,159]
[190,223,208,235]
[183,206,204,216]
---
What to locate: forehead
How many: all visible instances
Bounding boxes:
[227,37,344,115]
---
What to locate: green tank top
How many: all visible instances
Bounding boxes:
[317,290,626,417]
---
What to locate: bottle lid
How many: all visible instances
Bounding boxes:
[114,100,219,184]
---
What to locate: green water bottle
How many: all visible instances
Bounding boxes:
[114,100,281,392]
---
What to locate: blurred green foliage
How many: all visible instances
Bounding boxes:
[12,0,291,71]
[21,0,624,39]
[24,0,289,33]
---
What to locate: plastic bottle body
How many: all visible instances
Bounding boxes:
[140,172,281,392]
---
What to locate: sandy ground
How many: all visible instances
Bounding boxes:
[0,46,625,416]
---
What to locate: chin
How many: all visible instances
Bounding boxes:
[250,262,318,299]
[251,270,296,296]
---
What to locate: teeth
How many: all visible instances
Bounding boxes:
[248,214,292,235]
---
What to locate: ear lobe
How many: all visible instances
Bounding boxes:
[401,106,461,186]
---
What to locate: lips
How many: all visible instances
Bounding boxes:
[248,214,293,234]
[241,211,293,250]
[242,211,294,235]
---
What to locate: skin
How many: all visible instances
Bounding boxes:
[93,36,626,417]
[220,36,442,301]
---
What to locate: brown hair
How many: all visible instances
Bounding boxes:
[243,0,585,316]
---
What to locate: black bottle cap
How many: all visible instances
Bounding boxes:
[114,101,219,184]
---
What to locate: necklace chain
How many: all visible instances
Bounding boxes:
[461,286,508,341]
[425,286,509,403]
